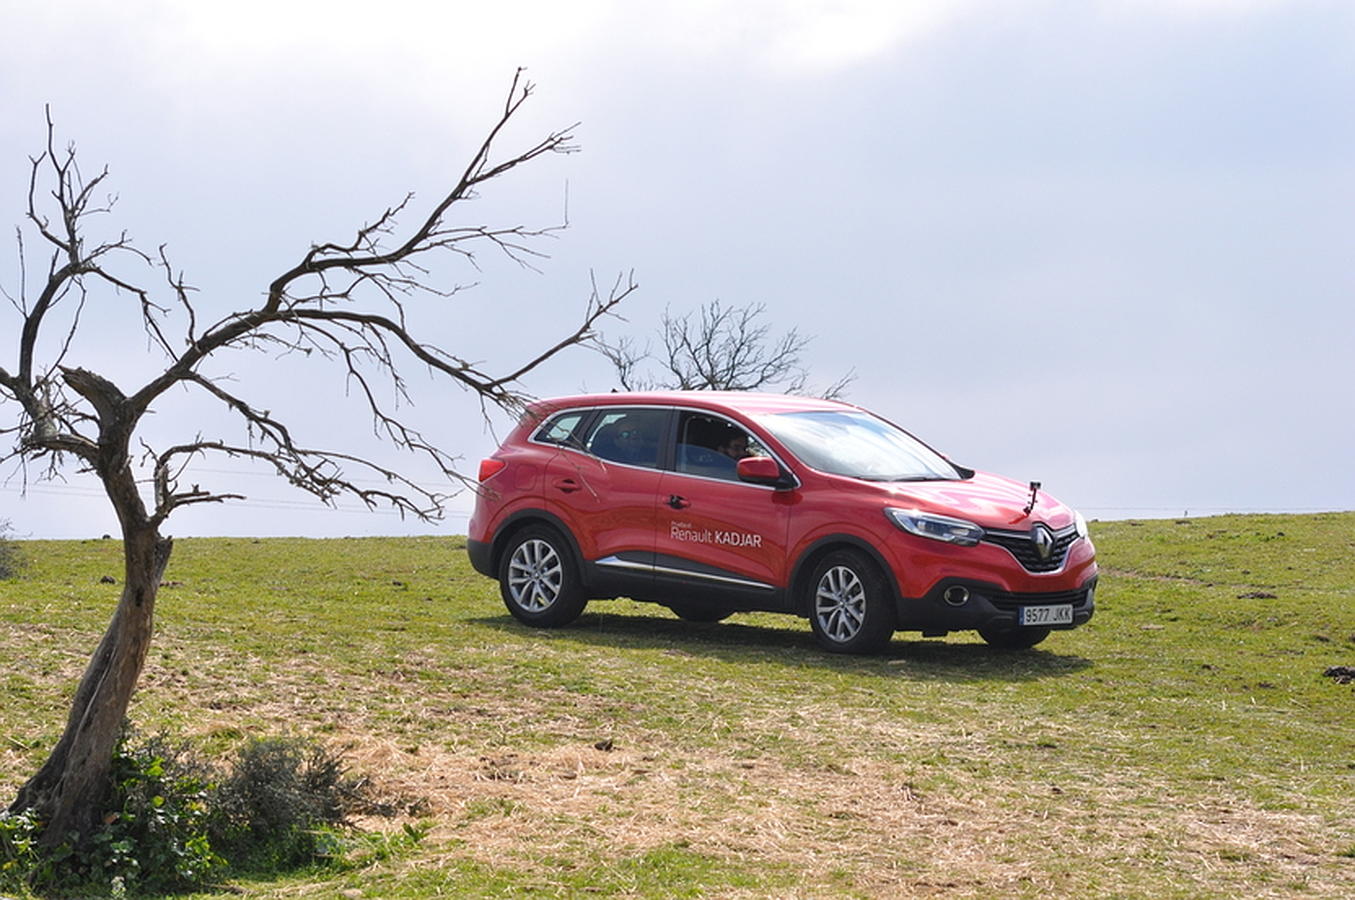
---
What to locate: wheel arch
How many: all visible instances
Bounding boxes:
[788,533,900,617]
[489,509,588,586]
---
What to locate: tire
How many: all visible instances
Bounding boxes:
[978,623,1051,650]
[498,525,587,627]
[807,550,896,654]
[665,602,734,623]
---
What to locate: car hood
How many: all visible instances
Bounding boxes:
[880,471,1076,531]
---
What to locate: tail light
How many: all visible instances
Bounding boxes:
[477,458,507,482]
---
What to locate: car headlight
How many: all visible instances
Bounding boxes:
[1074,511,1089,538]
[885,508,984,547]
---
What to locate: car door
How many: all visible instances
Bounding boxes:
[541,406,671,596]
[651,411,794,610]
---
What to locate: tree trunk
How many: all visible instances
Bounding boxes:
[8,528,172,848]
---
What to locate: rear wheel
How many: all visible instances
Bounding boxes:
[498,525,587,627]
[978,623,1051,650]
[807,550,895,654]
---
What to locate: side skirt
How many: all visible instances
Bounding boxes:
[586,552,791,613]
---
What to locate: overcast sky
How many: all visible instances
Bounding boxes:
[2,0,1352,539]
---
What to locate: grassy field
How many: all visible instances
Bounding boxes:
[2,512,1353,898]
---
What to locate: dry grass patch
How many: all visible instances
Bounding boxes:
[309,709,1351,899]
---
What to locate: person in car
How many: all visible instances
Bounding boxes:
[593,416,657,466]
[716,430,750,461]
[614,419,647,460]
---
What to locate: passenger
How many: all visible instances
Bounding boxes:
[609,417,656,465]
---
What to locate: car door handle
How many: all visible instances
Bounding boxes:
[552,477,582,493]
[667,494,691,510]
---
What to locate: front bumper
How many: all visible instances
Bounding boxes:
[894,575,1097,635]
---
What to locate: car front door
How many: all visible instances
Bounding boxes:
[652,411,794,610]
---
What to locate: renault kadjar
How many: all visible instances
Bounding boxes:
[468,392,1096,653]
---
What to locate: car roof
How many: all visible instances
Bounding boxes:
[526,391,856,418]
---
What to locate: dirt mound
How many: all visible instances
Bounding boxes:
[1322,665,1355,684]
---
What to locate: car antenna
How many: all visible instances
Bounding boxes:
[1022,481,1041,516]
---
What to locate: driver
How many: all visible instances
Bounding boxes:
[716,430,750,460]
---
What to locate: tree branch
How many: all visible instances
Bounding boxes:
[8,75,634,529]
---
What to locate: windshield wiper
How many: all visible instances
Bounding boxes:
[858,474,954,483]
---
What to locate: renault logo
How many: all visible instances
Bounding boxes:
[1031,524,1055,562]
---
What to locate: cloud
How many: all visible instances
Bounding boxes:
[627,0,976,72]
[1113,0,1292,16]
[86,0,982,87]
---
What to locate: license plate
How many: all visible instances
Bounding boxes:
[1019,604,1073,626]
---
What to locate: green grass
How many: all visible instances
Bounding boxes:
[2,515,1353,898]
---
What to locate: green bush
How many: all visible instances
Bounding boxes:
[207,736,370,871]
[7,729,407,895]
[0,519,23,580]
[100,732,224,892]
[0,808,40,894]
[22,732,224,896]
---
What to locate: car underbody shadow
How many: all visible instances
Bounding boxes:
[469,609,1093,682]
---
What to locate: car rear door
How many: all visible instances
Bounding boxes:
[541,406,671,596]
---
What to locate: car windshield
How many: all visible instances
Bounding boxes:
[757,410,961,481]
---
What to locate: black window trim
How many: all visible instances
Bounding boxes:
[530,404,672,472]
[527,403,801,489]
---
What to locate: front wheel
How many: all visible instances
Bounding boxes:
[978,624,1051,650]
[498,525,587,627]
[807,550,896,654]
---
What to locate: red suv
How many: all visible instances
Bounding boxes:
[467,392,1096,653]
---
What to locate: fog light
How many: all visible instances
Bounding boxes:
[943,585,970,607]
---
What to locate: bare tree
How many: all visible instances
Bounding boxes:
[602,299,853,398]
[0,72,634,848]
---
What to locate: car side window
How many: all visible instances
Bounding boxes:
[532,411,589,447]
[675,412,765,481]
[584,408,666,469]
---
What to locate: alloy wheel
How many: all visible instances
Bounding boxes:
[814,565,866,643]
[507,538,563,612]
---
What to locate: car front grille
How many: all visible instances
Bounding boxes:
[982,525,1080,573]
[982,587,1092,611]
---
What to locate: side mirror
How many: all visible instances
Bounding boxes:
[737,455,791,488]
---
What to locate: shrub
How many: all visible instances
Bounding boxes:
[7,729,407,895]
[0,808,40,894]
[207,736,370,871]
[0,519,23,580]
[95,732,225,892]
[20,731,224,896]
